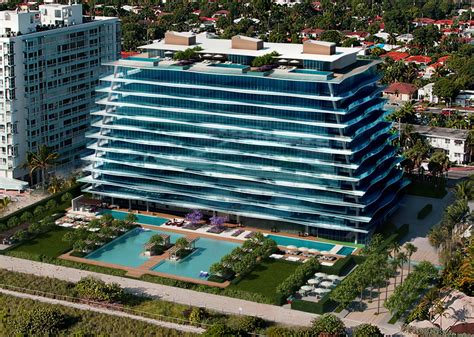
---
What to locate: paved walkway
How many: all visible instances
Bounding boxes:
[389,192,456,266]
[0,287,205,334]
[0,255,402,335]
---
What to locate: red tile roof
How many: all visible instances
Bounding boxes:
[384,82,418,95]
[435,19,453,25]
[415,18,435,24]
[120,51,139,59]
[405,55,432,64]
[437,56,450,63]
[382,51,409,61]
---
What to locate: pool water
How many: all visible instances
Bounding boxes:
[290,69,333,77]
[336,246,356,255]
[85,227,183,267]
[151,237,240,279]
[208,63,249,69]
[267,234,335,251]
[101,210,168,227]
[266,234,355,256]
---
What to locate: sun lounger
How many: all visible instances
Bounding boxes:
[244,231,255,239]
[231,229,244,237]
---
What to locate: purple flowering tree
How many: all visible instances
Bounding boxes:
[185,210,203,225]
[210,215,228,228]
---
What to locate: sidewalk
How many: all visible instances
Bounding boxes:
[0,255,403,335]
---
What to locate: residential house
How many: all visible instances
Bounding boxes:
[383,82,418,102]
[418,83,439,104]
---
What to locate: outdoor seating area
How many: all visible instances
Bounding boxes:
[55,213,96,229]
[296,272,343,302]
[277,245,339,265]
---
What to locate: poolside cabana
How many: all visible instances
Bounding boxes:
[168,236,199,260]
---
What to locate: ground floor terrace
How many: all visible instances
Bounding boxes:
[57,205,360,288]
[83,194,375,245]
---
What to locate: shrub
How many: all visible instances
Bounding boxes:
[20,211,33,223]
[188,307,208,325]
[61,192,73,203]
[228,315,266,333]
[311,313,345,337]
[33,205,45,217]
[11,307,68,335]
[45,199,58,211]
[203,323,239,337]
[252,51,280,67]
[417,204,433,220]
[353,323,383,337]
[74,276,124,303]
[276,258,319,298]
[7,216,19,228]
[266,326,312,337]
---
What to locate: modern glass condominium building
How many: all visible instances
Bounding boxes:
[82,32,407,243]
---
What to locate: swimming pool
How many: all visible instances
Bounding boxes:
[85,227,183,267]
[151,237,240,279]
[208,63,249,69]
[289,69,333,79]
[101,210,169,227]
[266,234,355,256]
[335,246,356,256]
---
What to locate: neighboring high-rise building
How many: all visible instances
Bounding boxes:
[0,2,120,189]
[82,32,407,244]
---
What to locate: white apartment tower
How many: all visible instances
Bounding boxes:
[0,3,120,189]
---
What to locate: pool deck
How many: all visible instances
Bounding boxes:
[59,250,230,288]
[115,208,361,254]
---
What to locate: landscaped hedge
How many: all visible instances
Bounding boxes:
[320,255,357,276]
[291,295,337,314]
[275,258,319,300]
[417,204,433,220]
[0,184,82,233]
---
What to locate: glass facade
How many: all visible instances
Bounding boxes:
[82,58,407,244]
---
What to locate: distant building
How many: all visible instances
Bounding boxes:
[418,83,439,104]
[412,125,471,164]
[383,82,418,102]
[0,3,120,188]
[454,90,474,107]
[273,0,303,6]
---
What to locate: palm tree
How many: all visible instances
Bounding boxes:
[389,258,399,290]
[24,145,59,189]
[48,175,63,194]
[389,241,401,258]
[0,197,11,212]
[454,180,473,200]
[389,102,416,144]
[397,251,408,284]
[404,243,418,275]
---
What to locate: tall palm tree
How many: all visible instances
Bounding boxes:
[404,243,418,275]
[397,251,408,284]
[389,258,399,290]
[24,145,59,189]
[390,241,401,258]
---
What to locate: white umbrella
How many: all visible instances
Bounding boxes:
[298,247,309,252]
[307,279,319,285]
[313,288,326,294]
[300,285,313,291]
[286,245,297,250]
[203,54,213,57]
[314,272,326,278]
[319,288,331,293]
[327,275,340,281]
[320,281,333,288]
[214,54,224,58]
[308,248,318,254]
[290,60,300,64]
[164,51,174,55]
[278,59,288,63]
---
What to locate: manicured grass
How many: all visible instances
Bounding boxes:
[8,227,73,257]
[229,259,299,303]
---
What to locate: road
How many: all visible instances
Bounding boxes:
[0,287,205,334]
[0,255,403,335]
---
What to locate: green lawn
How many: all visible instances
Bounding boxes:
[9,227,73,257]
[229,259,299,303]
